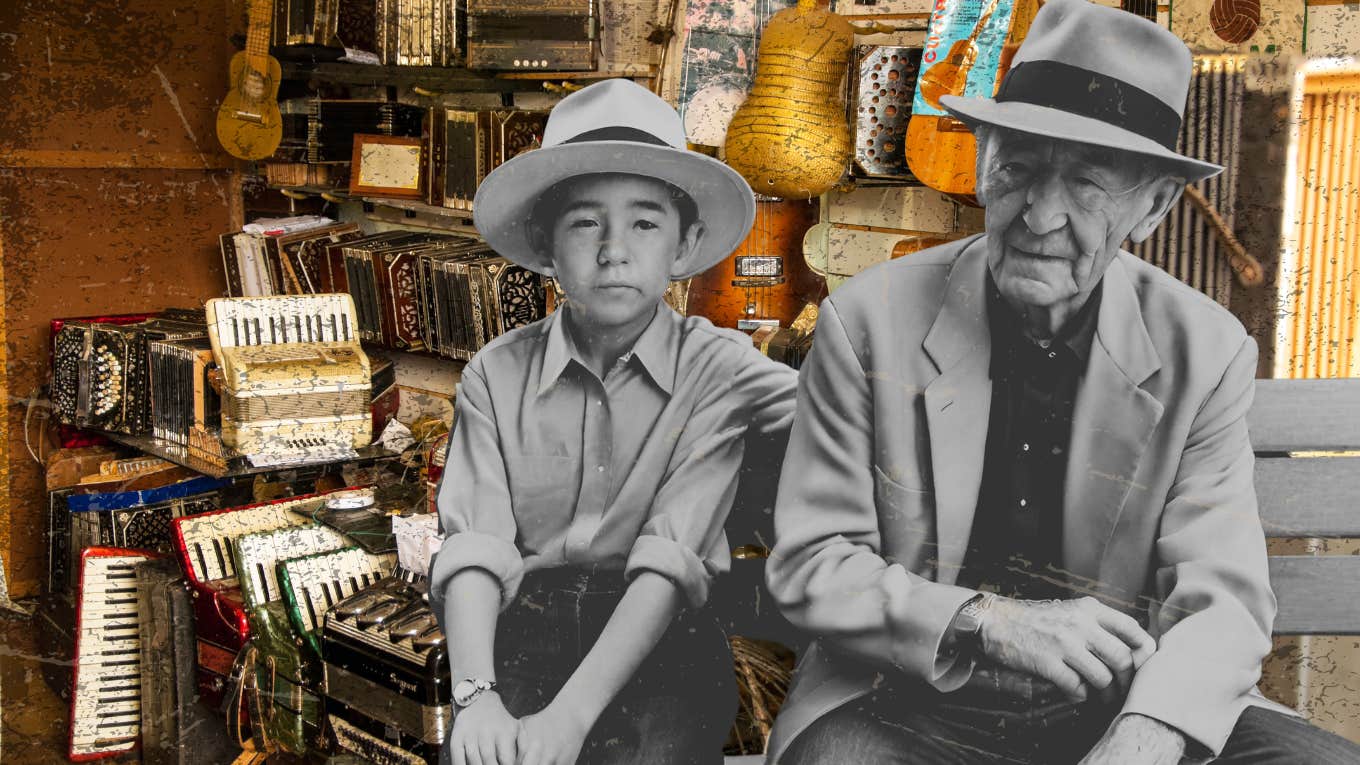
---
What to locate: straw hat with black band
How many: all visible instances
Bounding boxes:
[472,79,757,281]
[939,0,1223,183]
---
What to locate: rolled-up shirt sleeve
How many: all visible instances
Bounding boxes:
[428,364,525,623]
[625,347,797,608]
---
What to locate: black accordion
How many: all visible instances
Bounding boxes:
[324,570,448,764]
[48,478,227,598]
[466,0,597,71]
[51,318,206,435]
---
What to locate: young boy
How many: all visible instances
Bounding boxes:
[428,79,798,765]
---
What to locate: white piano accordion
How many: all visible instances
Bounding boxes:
[204,293,373,465]
[69,547,156,761]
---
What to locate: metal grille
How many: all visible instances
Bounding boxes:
[1130,55,1246,307]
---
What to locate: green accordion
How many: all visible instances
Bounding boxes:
[234,524,395,755]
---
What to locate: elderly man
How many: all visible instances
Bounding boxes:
[764,1,1360,763]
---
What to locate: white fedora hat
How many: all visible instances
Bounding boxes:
[940,0,1223,181]
[472,79,757,280]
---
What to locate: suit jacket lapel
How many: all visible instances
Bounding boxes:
[922,236,992,585]
[1062,256,1165,588]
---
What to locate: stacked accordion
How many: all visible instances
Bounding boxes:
[335,230,549,357]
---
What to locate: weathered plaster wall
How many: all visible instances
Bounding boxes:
[0,0,240,598]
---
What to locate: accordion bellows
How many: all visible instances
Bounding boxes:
[723,0,854,198]
[204,293,373,460]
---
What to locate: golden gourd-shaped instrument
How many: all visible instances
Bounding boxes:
[723,0,856,199]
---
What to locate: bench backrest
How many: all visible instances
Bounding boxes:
[1251,379,1360,635]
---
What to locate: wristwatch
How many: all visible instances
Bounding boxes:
[452,678,498,708]
[952,592,997,647]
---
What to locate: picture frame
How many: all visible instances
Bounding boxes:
[349,133,425,199]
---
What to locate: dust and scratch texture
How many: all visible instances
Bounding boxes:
[0,0,239,601]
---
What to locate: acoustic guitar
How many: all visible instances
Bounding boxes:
[686,198,824,331]
[904,0,1040,204]
[216,0,283,161]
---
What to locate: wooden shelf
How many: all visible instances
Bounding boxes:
[281,61,546,92]
[99,431,402,479]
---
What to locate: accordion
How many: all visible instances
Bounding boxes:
[416,244,548,360]
[48,477,226,599]
[466,0,597,71]
[138,557,238,765]
[376,0,465,66]
[69,547,157,761]
[324,570,449,764]
[171,492,332,706]
[427,108,547,209]
[235,523,356,754]
[51,318,206,435]
[205,293,373,464]
[339,232,453,350]
[220,223,367,298]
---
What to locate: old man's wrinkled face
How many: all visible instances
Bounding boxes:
[977,127,1178,319]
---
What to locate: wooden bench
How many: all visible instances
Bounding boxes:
[722,378,1360,763]
[1251,378,1360,636]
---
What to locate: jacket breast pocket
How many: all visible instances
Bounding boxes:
[872,464,937,571]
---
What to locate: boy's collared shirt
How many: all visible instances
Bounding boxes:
[429,303,797,617]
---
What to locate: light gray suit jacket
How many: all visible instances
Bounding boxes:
[765,235,1277,761]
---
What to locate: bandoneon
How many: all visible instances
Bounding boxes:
[205,293,372,465]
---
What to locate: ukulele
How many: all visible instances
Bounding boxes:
[686,198,824,331]
[904,0,1039,203]
[216,0,283,161]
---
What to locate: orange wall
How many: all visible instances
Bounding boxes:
[0,0,242,596]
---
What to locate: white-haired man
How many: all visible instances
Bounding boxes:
[765,1,1360,762]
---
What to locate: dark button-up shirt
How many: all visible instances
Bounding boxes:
[958,277,1102,601]
[429,303,798,613]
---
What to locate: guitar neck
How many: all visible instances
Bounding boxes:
[245,0,273,72]
[966,0,1006,46]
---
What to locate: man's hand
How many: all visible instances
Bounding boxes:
[978,596,1156,702]
[1079,713,1186,765]
[515,701,592,765]
[448,692,518,765]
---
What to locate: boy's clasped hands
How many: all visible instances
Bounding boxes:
[449,693,591,765]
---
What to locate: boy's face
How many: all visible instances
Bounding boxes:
[541,174,703,331]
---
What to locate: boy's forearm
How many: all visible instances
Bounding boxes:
[552,571,684,727]
[444,568,503,682]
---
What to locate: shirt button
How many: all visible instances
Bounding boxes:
[1021,443,1030,452]
[1052,446,1064,455]
[595,465,605,473]
[596,399,603,406]
[1047,351,1057,359]
[1019,499,1028,508]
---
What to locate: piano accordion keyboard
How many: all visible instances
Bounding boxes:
[235,525,350,610]
[69,549,154,761]
[280,547,397,652]
[173,497,322,585]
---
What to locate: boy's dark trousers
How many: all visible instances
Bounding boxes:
[449,567,737,765]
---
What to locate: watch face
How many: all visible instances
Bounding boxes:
[453,680,477,706]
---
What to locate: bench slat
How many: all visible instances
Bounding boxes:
[1269,556,1360,635]
[1249,379,1360,452]
[1257,457,1360,537]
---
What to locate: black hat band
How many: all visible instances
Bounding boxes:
[560,126,672,147]
[994,60,1183,151]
